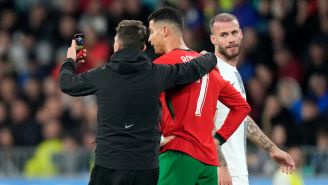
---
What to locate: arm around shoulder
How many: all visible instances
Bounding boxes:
[159,52,217,89]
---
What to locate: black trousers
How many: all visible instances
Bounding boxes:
[88,165,159,185]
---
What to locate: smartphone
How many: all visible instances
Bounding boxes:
[74,33,84,51]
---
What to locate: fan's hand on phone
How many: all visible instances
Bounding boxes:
[74,33,85,62]
[67,40,87,63]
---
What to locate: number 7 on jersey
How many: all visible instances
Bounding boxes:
[195,74,209,116]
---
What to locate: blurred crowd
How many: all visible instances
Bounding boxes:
[0,0,327,177]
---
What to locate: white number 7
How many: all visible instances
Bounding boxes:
[195,74,209,116]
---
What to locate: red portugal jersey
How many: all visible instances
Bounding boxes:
[154,49,250,166]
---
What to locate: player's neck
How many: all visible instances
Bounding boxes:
[164,36,188,53]
[215,51,238,67]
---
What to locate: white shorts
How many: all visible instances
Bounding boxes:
[231,175,249,185]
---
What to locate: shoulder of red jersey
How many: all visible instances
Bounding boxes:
[153,49,199,65]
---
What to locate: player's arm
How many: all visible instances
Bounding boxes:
[59,40,98,96]
[214,137,232,185]
[245,116,295,174]
[214,81,251,145]
[217,145,227,167]
[156,53,217,90]
[217,147,232,185]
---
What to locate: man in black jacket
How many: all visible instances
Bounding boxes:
[59,20,217,185]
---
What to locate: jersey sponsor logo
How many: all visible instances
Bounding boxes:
[124,124,134,129]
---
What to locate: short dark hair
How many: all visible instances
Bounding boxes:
[210,13,238,33]
[148,7,184,32]
[116,20,149,50]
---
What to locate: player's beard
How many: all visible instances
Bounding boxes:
[218,44,241,60]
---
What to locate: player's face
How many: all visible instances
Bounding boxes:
[211,20,243,60]
[148,20,166,54]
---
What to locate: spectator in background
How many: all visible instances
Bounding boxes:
[0,30,12,59]
[78,0,107,37]
[0,8,17,34]
[22,78,44,112]
[271,125,288,150]
[0,127,14,148]
[254,64,274,91]
[53,15,77,49]
[10,98,42,146]
[242,26,273,68]
[274,46,303,83]
[42,76,62,97]
[0,54,15,79]
[53,0,80,18]
[234,49,254,84]
[246,77,266,122]
[277,78,302,111]
[0,102,9,127]
[256,0,273,34]
[51,48,68,80]
[311,127,328,175]
[16,4,54,74]
[271,0,293,20]
[60,98,84,139]
[299,99,320,145]
[0,127,20,176]
[123,0,152,24]
[22,4,52,41]
[179,0,204,51]
[106,0,125,38]
[303,38,328,82]
[24,119,63,177]
[53,135,91,175]
[177,0,203,32]
[78,0,111,14]
[267,19,288,53]
[201,0,220,33]
[261,95,296,143]
[307,73,328,115]
[9,31,36,77]
[0,77,17,105]
[231,0,258,28]
[276,78,301,143]
[283,0,320,56]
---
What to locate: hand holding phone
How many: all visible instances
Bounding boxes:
[74,33,84,51]
[74,33,86,62]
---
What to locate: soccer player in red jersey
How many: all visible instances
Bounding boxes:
[148,7,251,185]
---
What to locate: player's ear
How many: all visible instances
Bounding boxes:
[210,34,217,45]
[143,44,147,51]
[163,26,168,37]
[239,28,243,39]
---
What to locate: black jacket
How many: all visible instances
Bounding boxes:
[59,48,217,170]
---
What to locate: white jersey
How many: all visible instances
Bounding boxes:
[215,57,248,177]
